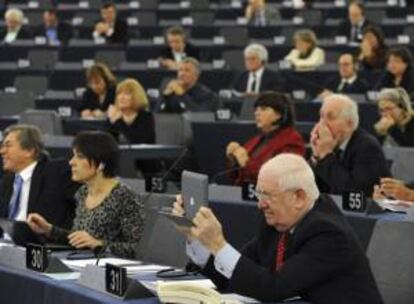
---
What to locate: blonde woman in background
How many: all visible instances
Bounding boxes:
[374,87,414,147]
[284,29,325,71]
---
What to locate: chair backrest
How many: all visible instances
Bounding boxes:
[0,92,35,116]
[19,110,63,135]
[153,113,185,145]
[220,27,249,47]
[138,0,158,10]
[14,76,49,96]
[135,194,187,268]
[129,12,157,26]
[384,147,414,183]
[222,50,245,71]
[182,112,215,145]
[191,0,210,9]
[28,49,59,71]
[366,220,414,304]
[296,10,322,26]
[239,95,259,120]
[190,12,215,26]
[95,50,126,69]
[118,178,146,194]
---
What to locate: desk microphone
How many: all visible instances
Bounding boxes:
[211,166,241,184]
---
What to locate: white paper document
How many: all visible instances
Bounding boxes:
[375,199,413,212]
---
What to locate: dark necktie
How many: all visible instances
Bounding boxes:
[339,81,350,93]
[250,73,258,93]
[275,232,288,271]
[8,175,23,219]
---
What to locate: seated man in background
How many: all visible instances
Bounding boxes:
[34,9,73,44]
[159,26,199,70]
[159,57,218,113]
[0,8,31,43]
[320,53,369,98]
[245,0,281,26]
[173,153,383,303]
[336,0,371,44]
[231,43,284,96]
[93,2,128,44]
[0,125,79,232]
[310,94,389,197]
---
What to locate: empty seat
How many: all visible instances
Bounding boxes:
[0,92,35,116]
[28,49,59,70]
[19,110,63,135]
[384,147,414,183]
[25,11,44,26]
[182,112,215,145]
[14,76,49,96]
[138,0,158,10]
[365,9,386,22]
[73,12,100,27]
[296,10,322,26]
[367,220,414,304]
[191,0,209,9]
[223,50,245,71]
[220,27,249,47]
[325,51,341,63]
[95,50,126,68]
[129,12,157,26]
[190,12,215,26]
[153,113,185,145]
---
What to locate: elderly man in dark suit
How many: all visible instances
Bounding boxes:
[231,43,284,96]
[310,94,390,197]
[0,125,79,232]
[173,153,383,303]
[0,8,31,43]
[93,2,128,44]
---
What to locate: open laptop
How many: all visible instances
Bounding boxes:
[0,218,73,250]
[159,171,209,228]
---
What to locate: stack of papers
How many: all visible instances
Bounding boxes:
[375,199,413,212]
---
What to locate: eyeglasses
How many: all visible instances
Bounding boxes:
[254,188,297,202]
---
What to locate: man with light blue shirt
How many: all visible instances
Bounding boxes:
[34,9,73,44]
[173,153,383,303]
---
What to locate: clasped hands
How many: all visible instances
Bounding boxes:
[163,79,185,96]
[27,213,104,249]
[373,178,414,204]
[310,122,339,161]
[172,195,227,255]
[226,141,249,167]
[374,115,396,135]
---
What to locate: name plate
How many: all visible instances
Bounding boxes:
[215,109,232,121]
[342,191,366,213]
[335,36,347,45]
[26,243,48,272]
[106,263,127,296]
[145,176,166,193]
[58,106,72,117]
[242,183,257,201]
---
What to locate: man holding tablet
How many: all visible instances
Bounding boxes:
[172,154,383,303]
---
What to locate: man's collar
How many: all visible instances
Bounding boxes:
[18,161,38,182]
[341,74,357,84]
[251,67,265,78]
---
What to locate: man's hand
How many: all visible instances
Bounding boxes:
[95,22,109,35]
[27,213,52,236]
[163,80,185,96]
[68,231,104,249]
[160,58,178,70]
[311,123,338,159]
[379,178,414,202]
[190,207,227,255]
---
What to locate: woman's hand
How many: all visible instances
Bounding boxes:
[107,105,122,124]
[226,141,241,158]
[233,146,249,167]
[27,213,52,236]
[374,115,395,135]
[68,231,104,249]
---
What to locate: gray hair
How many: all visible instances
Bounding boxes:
[5,8,24,23]
[324,94,360,130]
[4,124,45,159]
[378,87,413,113]
[244,43,269,63]
[181,57,201,75]
[293,29,318,49]
[260,153,320,204]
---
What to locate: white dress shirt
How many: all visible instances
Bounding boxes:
[3,30,19,43]
[14,161,37,221]
[338,74,357,91]
[247,67,265,93]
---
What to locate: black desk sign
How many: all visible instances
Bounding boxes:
[145,176,166,193]
[106,263,127,297]
[242,183,257,201]
[215,109,232,121]
[26,243,73,273]
[26,243,48,272]
[104,263,153,299]
[342,191,366,213]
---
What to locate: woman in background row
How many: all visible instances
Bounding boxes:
[284,29,325,71]
[79,62,117,119]
[226,91,305,185]
[374,87,414,147]
[28,131,145,258]
[107,78,155,144]
[358,25,387,70]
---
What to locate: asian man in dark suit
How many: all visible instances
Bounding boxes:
[93,2,128,44]
[34,9,73,44]
[320,53,369,98]
[336,1,371,44]
[231,43,284,96]
[0,125,79,232]
[310,94,390,197]
[173,153,383,303]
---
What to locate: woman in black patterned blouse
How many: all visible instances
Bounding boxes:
[27,131,145,258]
